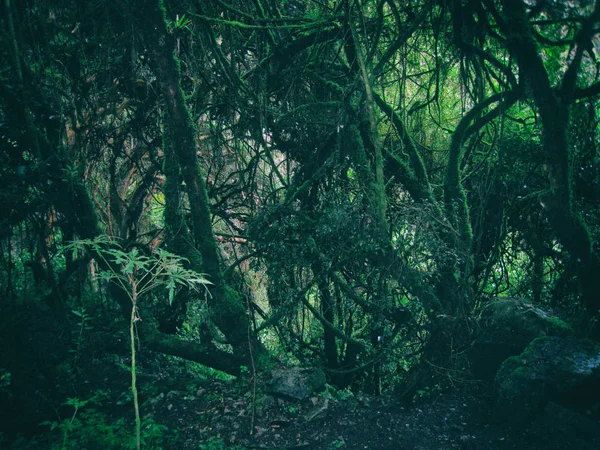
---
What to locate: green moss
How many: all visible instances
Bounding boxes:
[546,316,573,333]
[529,335,551,346]
[514,365,532,377]
[500,355,522,371]
[344,123,389,242]
[222,286,246,316]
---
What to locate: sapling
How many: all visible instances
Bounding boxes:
[65,236,212,449]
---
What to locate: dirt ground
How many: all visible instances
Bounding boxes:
[147,375,600,450]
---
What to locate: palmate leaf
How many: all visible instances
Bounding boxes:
[97,270,118,283]
[66,237,213,306]
[124,260,135,274]
[188,275,213,287]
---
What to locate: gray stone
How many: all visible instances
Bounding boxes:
[267,367,326,400]
[470,297,573,378]
[494,336,600,421]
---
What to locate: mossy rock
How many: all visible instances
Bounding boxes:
[494,336,600,422]
[470,297,574,378]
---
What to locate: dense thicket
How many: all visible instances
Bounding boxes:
[2,0,600,412]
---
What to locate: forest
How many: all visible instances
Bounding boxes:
[1,0,600,448]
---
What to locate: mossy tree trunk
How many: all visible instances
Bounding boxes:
[311,260,339,374]
[135,0,259,357]
[159,139,201,333]
[500,0,600,326]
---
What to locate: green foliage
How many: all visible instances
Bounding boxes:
[319,384,355,402]
[40,391,167,450]
[3,0,600,426]
[169,357,236,383]
[329,439,346,449]
[64,236,212,306]
[413,383,442,401]
[547,316,573,332]
[173,14,192,31]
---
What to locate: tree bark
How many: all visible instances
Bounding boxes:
[500,0,600,323]
[135,0,258,355]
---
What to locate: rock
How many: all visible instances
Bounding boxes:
[494,336,600,421]
[267,367,326,400]
[470,297,573,378]
[304,398,329,422]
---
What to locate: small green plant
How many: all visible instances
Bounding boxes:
[329,438,346,449]
[174,14,192,30]
[414,383,442,400]
[166,13,192,33]
[42,391,167,449]
[65,236,212,450]
[320,384,354,402]
[41,391,105,449]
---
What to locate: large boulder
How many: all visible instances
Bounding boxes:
[266,367,326,400]
[470,297,573,378]
[494,336,600,422]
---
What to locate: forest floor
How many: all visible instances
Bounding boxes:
[146,372,600,450]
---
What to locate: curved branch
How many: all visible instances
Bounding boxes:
[444,90,516,253]
[372,91,436,205]
[373,1,433,76]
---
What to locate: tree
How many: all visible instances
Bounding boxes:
[2,0,600,398]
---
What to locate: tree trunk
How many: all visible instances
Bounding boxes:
[135,0,259,356]
[501,0,600,323]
